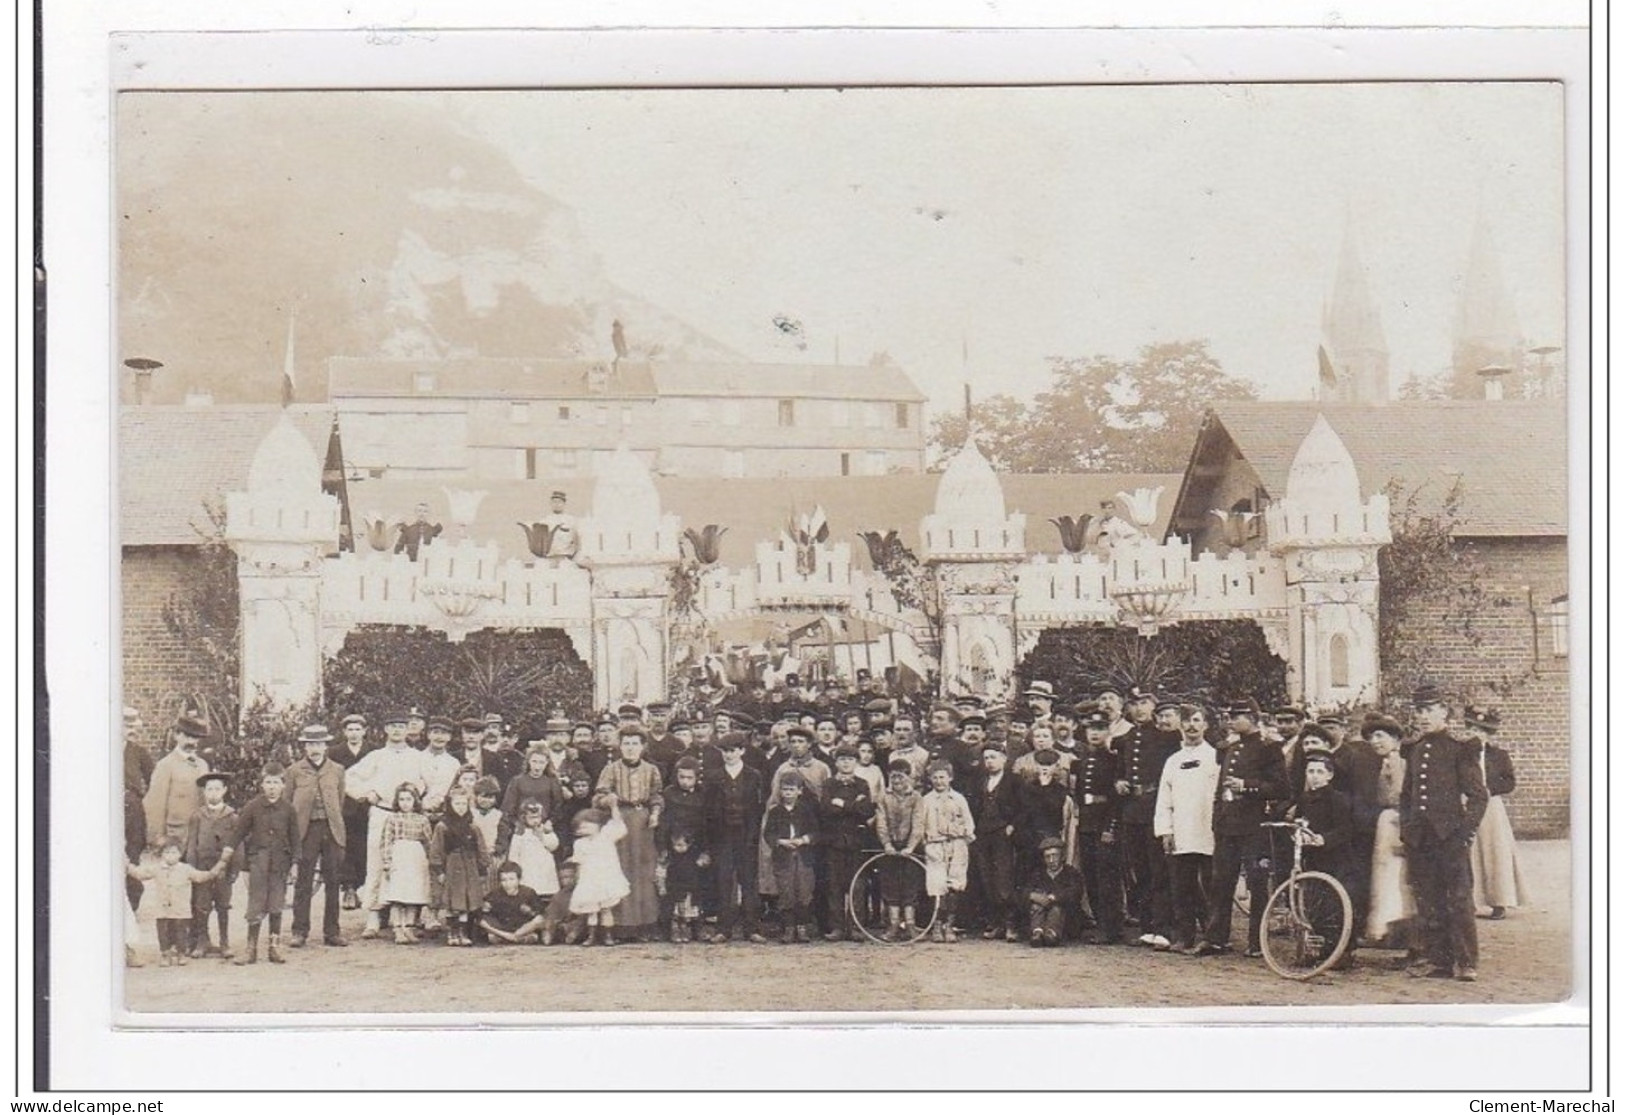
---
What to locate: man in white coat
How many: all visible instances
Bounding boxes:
[1153,704,1222,953]
[343,709,429,937]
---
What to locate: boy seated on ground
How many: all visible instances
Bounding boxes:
[479,861,544,944]
[542,861,585,945]
[1024,836,1086,947]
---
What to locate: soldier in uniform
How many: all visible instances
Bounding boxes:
[1401,684,1490,981]
[1073,708,1125,944]
[1117,690,1180,947]
[1193,698,1289,958]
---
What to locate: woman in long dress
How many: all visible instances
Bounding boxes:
[1465,710,1528,919]
[594,729,665,941]
[1362,717,1414,944]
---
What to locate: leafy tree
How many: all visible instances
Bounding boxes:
[930,340,1257,472]
[1397,369,1453,400]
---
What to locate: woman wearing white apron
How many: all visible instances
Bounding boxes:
[1463,707,1528,919]
[1361,715,1414,945]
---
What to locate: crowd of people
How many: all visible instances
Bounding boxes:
[122,672,1527,984]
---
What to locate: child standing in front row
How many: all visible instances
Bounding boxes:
[568,801,630,946]
[874,758,927,940]
[230,762,299,965]
[920,760,975,943]
[431,787,490,947]
[761,771,821,943]
[125,839,226,966]
[184,771,239,958]
[505,799,562,908]
[379,783,434,944]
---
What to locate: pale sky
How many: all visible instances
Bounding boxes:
[455,82,1566,415]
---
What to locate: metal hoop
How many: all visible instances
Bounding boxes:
[846,850,940,945]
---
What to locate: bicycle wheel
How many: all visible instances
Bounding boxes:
[848,851,939,945]
[1260,871,1352,979]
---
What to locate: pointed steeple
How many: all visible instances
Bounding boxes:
[1452,214,1525,398]
[1320,217,1390,405]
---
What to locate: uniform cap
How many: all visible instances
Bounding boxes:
[382,710,410,727]
[1463,705,1502,732]
[426,717,454,734]
[832,744,859,760]
[1226,697,1263,718]
[1411,683,1449,709]
[343,714,370,728]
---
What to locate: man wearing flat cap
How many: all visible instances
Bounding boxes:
[1194,698,1288,958]
[1401,685,1489,981]
[144,713,212,849]
[286,724,349,948]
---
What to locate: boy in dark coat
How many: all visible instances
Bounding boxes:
[818,745,875,940]
[703,733,768,943]
[762,772,820,943]
[230,762,299,965]
[969,740,1023,941]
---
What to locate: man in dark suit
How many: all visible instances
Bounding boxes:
[1074,708,1126,944]
[1116,689,1180,946]
[328,713,376,910]
[969,739,1024,941]
[1401,685,1490,981]
[1194,698,1289,958]
[286,724,350,948]
[703,733,769,943]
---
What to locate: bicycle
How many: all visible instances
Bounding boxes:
[846,850,940,945]
[1257,819,1353,979]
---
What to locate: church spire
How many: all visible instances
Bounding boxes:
[1452,214,1525,398]
[1319,216,1390,405]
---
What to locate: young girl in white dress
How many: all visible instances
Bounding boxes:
[506,798,562,903]
[568,796,630,947]
[379,783,434,944]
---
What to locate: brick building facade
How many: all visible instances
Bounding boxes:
[1170,400,1571,837]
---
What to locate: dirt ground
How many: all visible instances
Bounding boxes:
[123,839,1574,1016]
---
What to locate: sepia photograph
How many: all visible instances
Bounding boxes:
[111,78,1575,1024]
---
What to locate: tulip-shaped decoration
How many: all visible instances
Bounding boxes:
[360,514,396,552]
[683,524,728,566]
[1048,514,1093,554]
[1117,486,1166,531]
[519,522,555,560]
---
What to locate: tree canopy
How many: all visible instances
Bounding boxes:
[930,340,1258,473]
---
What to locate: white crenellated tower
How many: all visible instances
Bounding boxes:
[1264,414,1391,707]
[576,444,681,708]
[920,437,1026,700]
[224,414,342,710]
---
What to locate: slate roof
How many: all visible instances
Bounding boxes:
[650,363,927,403]
[119,405,338,547]
[1202,401,1568,537]
[344,472,1182,568]
[329,358,659,399]
[327,358,928,404]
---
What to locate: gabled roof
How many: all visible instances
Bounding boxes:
[650,363,927,403]
[345,472,1181,568]
[1202,400,1567,537]
[120,405,338,547]
[328,358,659,400]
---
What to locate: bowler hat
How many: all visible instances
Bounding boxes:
[195,770,230,789]
[174,714,209,739]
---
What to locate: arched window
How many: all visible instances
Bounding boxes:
[1328,633,1351,688]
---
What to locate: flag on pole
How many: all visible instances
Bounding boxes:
[281,313,297,407]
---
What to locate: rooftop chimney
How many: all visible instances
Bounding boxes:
[123,357,163,406]
[1476,364,1512,401]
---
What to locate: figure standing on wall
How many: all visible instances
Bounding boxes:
[542,491,580,560]
[1088,498,1141,553]
[394,502,442,562]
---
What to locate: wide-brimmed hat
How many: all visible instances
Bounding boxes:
[297,724,333,745]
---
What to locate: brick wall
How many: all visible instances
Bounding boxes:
[121,546,235,759]
[1391,536,1571,838]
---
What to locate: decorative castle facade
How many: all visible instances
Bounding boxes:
[226,413,1390,711]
